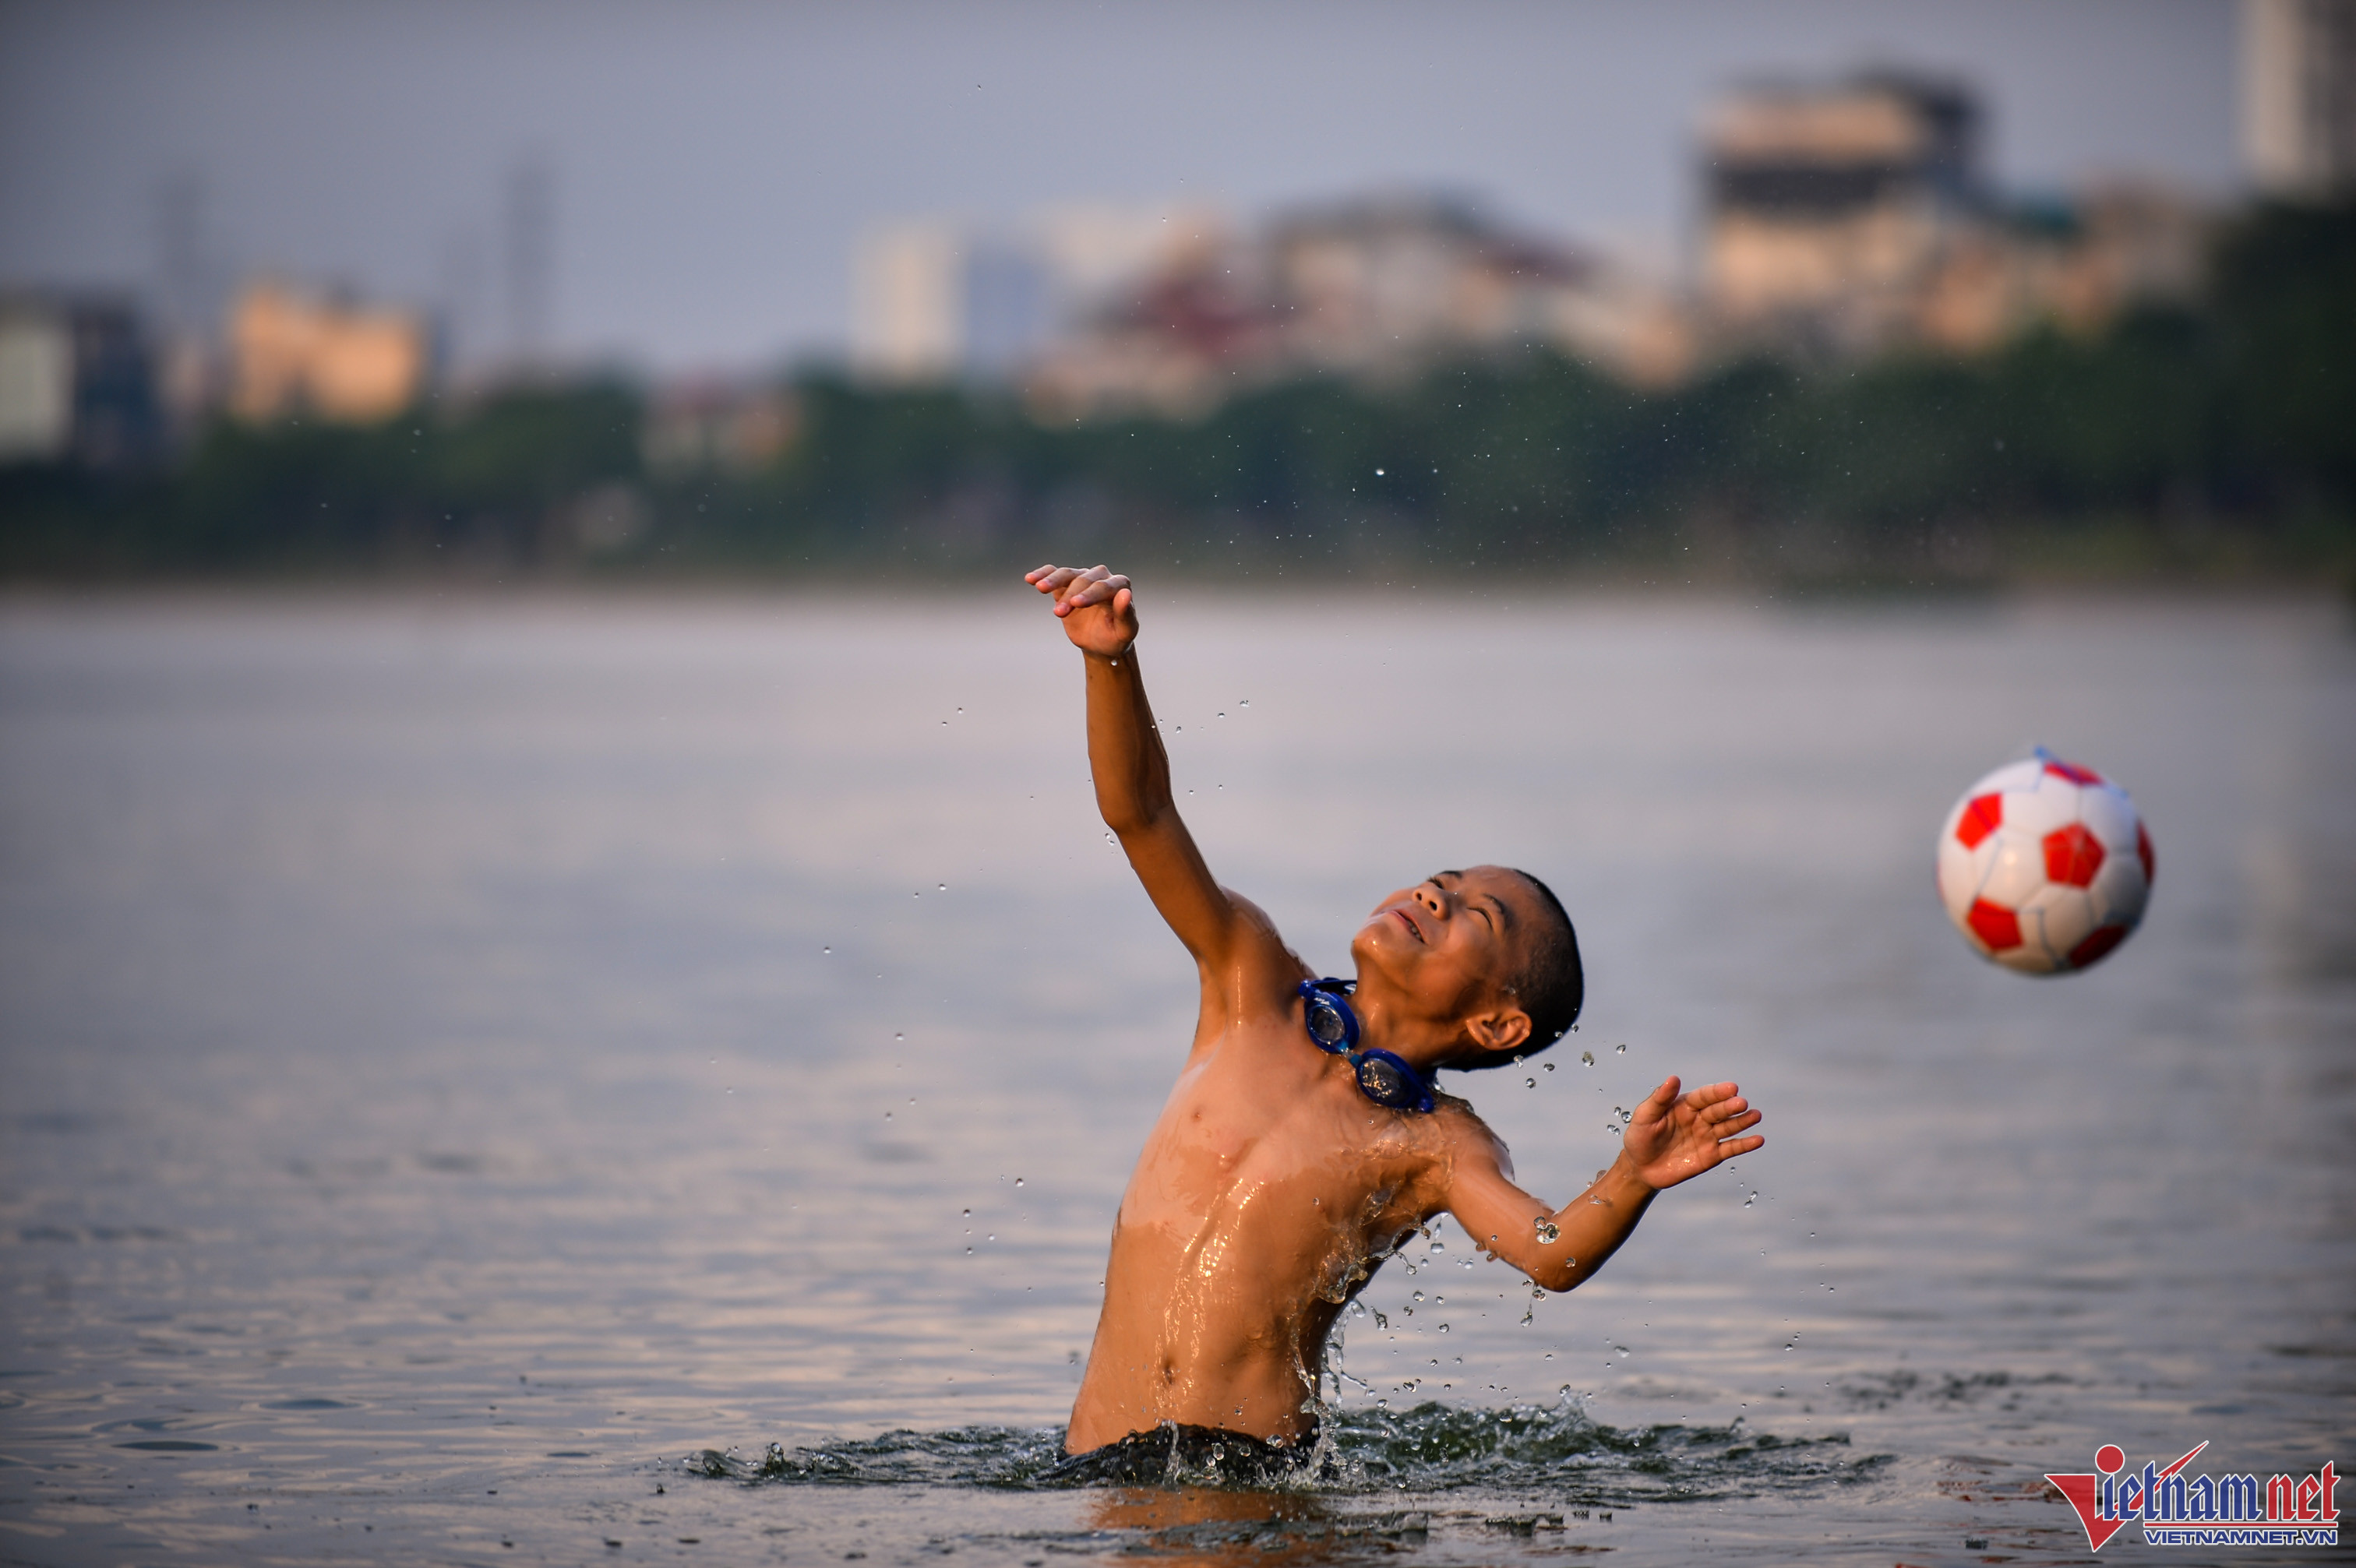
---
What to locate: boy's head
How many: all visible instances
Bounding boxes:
[1349,865,1583,1069]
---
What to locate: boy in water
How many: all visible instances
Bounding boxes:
[1025,563,1764,1473]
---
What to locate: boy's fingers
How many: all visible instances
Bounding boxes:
[1681,1080,1740,1110]
[1719,1134,1765,1158]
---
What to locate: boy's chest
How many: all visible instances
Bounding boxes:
[1130,1027,1440,1231]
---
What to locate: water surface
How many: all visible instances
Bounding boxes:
[2,591,2351,1564]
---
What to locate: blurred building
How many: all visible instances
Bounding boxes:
[853,224,1057,385]
[1026,196,1693,418]
[0,294,164,467]
[1701,71,2206,357]
[228,281,429,424]
[2241,0,2356,194]
[852,208,1218,387]
[1702,72,1985,352]
[1278,198,1691,385]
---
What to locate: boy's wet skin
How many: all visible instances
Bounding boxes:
[1028,564,1764,1456]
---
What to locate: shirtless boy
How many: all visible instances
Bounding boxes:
[1025,562,1765,1471]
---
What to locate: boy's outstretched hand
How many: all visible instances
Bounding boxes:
[1621,1076,1763,1190]
[1027,564,1137,658]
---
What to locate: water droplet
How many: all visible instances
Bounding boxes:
[965,1246,972,1254]
[1616,1044,1627,1055]
[1532,1286,1547,1298]
[1525,1076,1536,1087]
[1580,1051,1594,1066]
[962,1208,971,1216]
[937,883,947,891]
[822,946,831,954]
[1014,1178,1024,1187]
[1543,1062,1555,1072]
[1412,1290,1424,1302]
[1374,467,1384,476]
[894,1033,904,1041]
[1534,1219,1560,1244]
[1437,1323,1449,1334]
[1429,1241,1445,1255]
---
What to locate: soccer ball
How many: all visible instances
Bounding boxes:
[1935,751,2153,975]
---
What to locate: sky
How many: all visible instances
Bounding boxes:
[0,0,2240,377]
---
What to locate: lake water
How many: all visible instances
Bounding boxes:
[2,590,2351,1566]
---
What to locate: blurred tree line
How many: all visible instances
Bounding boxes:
[4,197,2351,587]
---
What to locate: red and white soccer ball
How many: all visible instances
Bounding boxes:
[1935,752,2153,975]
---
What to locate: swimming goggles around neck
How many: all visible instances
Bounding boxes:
[1299,978,1435,1114]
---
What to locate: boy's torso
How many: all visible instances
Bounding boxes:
[1065,987,1473,1450]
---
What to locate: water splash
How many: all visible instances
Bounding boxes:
[688,1399,1883,1503]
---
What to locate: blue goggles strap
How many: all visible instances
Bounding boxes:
[1297,979,1434,1114]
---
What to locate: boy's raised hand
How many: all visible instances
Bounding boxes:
[1621,1076,1763,1190]
[1026,563,1137,657]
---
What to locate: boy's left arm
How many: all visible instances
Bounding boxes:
[1440,1076,1762,1295]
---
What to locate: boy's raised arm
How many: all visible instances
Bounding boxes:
[1027,565,1243,971]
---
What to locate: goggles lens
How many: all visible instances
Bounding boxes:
[1356,1055,1416,1108]
[1306,1000,1350,1049]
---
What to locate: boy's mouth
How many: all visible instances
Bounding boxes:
[1390,907,1424,942]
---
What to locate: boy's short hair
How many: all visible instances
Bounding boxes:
[1461,869,1583,1069]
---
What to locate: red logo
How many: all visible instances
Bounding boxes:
[2046,1442,2340,1551]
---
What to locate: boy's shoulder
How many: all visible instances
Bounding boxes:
[1215,886,1314,990]
[1428,1089,1514,1170]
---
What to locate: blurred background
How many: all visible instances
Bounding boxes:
[1,0,2349,588]
[5,8,2355,1561]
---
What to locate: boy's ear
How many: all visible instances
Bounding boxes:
[1464,1005,1532,1055]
